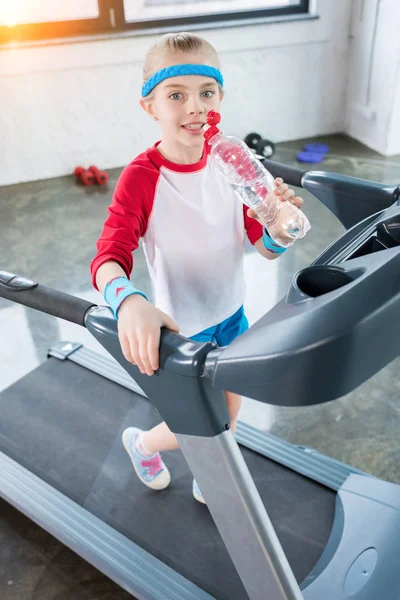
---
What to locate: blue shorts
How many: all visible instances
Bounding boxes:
[189,306,249,347]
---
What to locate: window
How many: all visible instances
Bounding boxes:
[124,0,304,22]
[123,0,309,30]
[0,0,309,43]
[0,0,106,42]
[0,1,99,26]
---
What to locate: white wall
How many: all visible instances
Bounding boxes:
[345,0,400,156]
[0,0,351,186]
[386,61,400,156]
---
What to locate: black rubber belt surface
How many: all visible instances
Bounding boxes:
[0,358,336,600]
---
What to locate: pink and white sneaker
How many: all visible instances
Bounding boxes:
[122,427,171,490]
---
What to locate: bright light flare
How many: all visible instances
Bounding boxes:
[0,0,22,27]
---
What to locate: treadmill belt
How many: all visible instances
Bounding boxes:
[0,357,336,600]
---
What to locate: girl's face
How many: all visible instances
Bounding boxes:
[141,52,223,150]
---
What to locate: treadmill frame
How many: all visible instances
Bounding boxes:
[1,168,399,599]
[0,343,371,600]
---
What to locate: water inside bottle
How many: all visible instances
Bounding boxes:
[232,183,305,242]
[212,137,310,245]
[231,184,263,210]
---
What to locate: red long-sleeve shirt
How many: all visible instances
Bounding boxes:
[91,142,262,337]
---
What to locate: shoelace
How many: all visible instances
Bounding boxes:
[141,454,163,477]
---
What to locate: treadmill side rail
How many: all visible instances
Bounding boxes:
[0,451,215,600]
[302,474,400,599]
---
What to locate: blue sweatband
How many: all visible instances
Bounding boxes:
[142,64,224,97]
[262,229,287,254]
[104,276,148,319]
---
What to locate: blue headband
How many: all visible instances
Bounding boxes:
[142,64,224,97]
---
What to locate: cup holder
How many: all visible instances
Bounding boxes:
[347,216,400,260]
[349,236,387,259]
[295,266,355,298]
[376,217,400,247]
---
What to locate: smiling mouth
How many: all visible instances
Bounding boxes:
[182,124,205,130]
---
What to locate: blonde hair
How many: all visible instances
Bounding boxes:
[142,32,220,95]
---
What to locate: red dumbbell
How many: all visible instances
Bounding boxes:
[74,166,95,186]
[88,165,109,186]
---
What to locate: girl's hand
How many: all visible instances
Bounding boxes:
[247,177,304,222]
[118,295,180,376]
[273,177,303,208]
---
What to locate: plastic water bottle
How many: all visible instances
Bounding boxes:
[204,110,311,248]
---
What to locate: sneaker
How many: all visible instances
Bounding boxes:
[122,427,171,490]
[193,479,207,504]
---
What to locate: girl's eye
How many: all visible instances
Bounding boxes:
[170,93,182,100]
[202,90,214,98]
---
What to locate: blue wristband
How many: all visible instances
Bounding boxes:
[262,229,287,254]
[104,276,148,319]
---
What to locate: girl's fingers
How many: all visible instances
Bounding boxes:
[120,335,133,364]
[294,196,304,208]
[275,183,288,196]
[130,337,145,373]
[283,189,295,201]
[137,332,154,376]
[147,330,161,372]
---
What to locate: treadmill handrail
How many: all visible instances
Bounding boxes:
[261,158,400,229]
[2,232,400,410]
[0,270,211,379]
[0,271,95,327]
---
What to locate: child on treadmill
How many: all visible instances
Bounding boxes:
[90,32,304,504]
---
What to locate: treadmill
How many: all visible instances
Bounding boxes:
[0,161,399,600]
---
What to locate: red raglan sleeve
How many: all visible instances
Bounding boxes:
[90,163,155,289]
[243,204,263,244]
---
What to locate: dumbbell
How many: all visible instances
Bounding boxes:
[244,132,275,159]
[88,165,109,186]
[74,166,95,186]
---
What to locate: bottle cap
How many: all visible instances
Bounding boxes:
[204,110,222,143]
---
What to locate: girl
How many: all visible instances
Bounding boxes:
[90,32,304,504]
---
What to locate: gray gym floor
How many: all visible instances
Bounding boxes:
[0,134,399,599]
